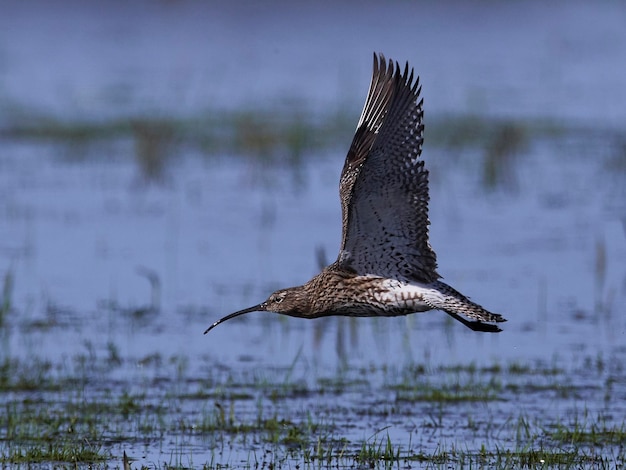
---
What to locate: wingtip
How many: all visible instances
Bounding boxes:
[372,52,420,97]
[373,52,387,71]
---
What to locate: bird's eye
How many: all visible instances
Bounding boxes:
[274,295,283,303]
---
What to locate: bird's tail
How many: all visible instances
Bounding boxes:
[425,281,506,331]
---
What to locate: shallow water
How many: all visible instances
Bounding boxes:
[1,1,626,468]
[2,136,624,369]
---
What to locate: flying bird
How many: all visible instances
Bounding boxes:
[205,53,506,335]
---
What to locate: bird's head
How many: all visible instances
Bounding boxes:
[203,286,311,334]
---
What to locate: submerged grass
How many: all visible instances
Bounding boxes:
[1,346,625,468]
[4,442,108,465]
[3,106,625,189]
[0,108,350,183]
[0,268,13,326]
[552,421,626,446]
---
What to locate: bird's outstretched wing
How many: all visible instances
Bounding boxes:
[335,53,439,283]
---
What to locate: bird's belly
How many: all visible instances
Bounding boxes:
[372,280,432,315]
[327,278,433,317]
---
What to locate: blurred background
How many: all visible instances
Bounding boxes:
[1,0,625,369]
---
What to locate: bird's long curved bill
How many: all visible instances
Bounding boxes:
[203,304,264,334]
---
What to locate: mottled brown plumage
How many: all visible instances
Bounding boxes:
[204,53,507,335]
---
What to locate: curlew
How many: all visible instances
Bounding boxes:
[205,53,507,335]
